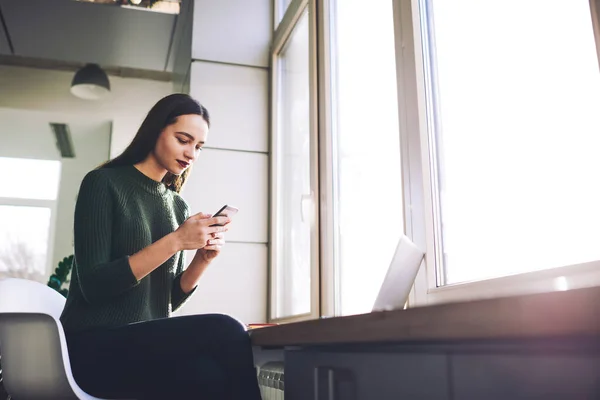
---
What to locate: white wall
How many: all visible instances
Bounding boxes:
[0,109,63,160]
[0,107,111,275]
[173,0,272,324]
[53,119,111,272]
[0,65,173,274]
[190,0,271,68]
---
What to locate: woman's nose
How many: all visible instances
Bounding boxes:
[184,150,195,162]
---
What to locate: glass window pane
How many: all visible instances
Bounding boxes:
[0,205,51,282]
[331,0,403,316]
[425,0,600,284]
[0,157,61,200]
[274,9,311,319]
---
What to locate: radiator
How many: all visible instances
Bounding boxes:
[258,361,284,400]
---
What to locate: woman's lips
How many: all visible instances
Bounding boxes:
[177,160,189,168]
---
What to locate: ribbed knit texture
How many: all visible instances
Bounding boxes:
[60,165,195,333]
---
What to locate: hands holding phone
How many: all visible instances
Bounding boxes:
[174,205,238,263]
[175,213,229,251]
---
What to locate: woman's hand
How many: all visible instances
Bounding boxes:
[197,231,226,263]
[194,212,229,263]
[178,213,231,293]
[174,212,230,251]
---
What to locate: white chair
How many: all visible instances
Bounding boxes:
[0,278,112,399]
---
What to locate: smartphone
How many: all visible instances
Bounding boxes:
[210,205,239,226]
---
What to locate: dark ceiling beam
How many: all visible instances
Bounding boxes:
[0,54,173,82]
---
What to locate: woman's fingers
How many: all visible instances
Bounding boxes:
[205,216,230,227]
[207,224,228,235]
[203,244,223,251]
[191,212,212,220]
[207,238,225,246]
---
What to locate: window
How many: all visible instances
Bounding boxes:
[0,157,61,282]
[328,0,403,316]
[0,157,61,200]
[0,206,52,282]
[269,0,600,318]
[271,4,319,321]
[419,0,600,285]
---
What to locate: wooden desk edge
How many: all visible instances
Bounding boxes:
[250,286,600,347]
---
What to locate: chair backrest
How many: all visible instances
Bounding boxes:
[0,278,66,319]
[0,278,109,399]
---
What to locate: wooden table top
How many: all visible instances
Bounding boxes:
[251,286,600,347]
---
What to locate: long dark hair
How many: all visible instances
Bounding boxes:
[101,93,210,193]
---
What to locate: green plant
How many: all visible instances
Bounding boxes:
[47,255,74,298]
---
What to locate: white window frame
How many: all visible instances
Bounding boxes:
[0,197,58,280]
[269,0,321,323]
[315,0,407,317]
[274,0,293,31]
[314,0,336,318]
[273,0,282,31]
[394,0,600,307]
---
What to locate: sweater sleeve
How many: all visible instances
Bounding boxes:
[73,170,139,304]
[171,252,197,312]
[171,201,196,311]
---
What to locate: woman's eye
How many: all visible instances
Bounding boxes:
[196,146,203,152]
[177,138,188,144]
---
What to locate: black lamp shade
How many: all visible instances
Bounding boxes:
[70,64,111,100]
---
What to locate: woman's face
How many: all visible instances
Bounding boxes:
[154,114,209,175]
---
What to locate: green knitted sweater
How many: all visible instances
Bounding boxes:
[60,165,195,333]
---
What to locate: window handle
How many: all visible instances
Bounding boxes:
[300,192,313,223]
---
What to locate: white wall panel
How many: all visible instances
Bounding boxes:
[181,149,268,244]
[191,0,271,67]
[177,242,268,323]
[190,61,268,152]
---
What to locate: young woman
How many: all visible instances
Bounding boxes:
[60,94,262,400]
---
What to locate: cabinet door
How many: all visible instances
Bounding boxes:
[285,350,450,400]
[452,353,600,400]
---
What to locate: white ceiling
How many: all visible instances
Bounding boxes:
[0,0,181,72]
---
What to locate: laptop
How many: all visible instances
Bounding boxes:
[372,234,425,312]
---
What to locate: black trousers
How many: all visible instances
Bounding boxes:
[65,314,262,400]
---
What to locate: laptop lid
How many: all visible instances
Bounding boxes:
[372,234,424,312]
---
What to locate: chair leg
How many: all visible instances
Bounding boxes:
[0,355,7,400]
[0,355,10,400]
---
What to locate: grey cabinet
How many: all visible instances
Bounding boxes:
[452,353,600,400]
[285,349,450,400]
[281,341,600,400]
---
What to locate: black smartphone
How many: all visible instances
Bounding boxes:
[210,205,239,226]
